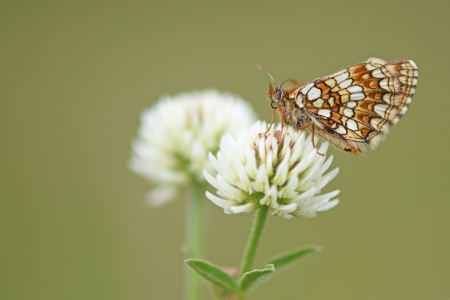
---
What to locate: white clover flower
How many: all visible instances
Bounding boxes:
[129,90,257,206]
[203,121,340,219]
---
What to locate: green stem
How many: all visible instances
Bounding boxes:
[239,205,270,277]
[186,182,206,300]
[191,183,206,259]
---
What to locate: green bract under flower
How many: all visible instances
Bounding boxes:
[204,121,340,219]
[129,90,257,206]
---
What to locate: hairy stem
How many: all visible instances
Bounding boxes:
[239,205,269,277]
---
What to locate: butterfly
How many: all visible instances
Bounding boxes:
[261,58,418,155]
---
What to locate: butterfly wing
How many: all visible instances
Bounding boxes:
[293,58,418,154]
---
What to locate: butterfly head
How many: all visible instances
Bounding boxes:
[268,84,284,109]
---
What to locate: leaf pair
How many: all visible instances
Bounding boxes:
[185,246,320,294]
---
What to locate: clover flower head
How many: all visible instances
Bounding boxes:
[129,90,257,206]
[204,121,340,219]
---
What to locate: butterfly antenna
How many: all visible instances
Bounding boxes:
[257,64,277,85]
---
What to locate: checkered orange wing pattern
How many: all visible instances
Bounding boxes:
[294,58,418,154]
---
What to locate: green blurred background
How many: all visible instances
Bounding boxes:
[2,0,449,299]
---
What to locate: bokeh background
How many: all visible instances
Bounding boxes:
[2,0,449,299]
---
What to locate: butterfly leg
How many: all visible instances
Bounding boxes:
[265,109,277,134]
[300,122,324,156]
[280,108,285,132]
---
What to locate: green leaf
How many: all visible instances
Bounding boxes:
[239,264,275,291]
[266,246,321,271]
[185,259,239,292]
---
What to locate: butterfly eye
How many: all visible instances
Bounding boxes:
[275,89,283,100]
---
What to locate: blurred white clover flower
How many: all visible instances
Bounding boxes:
[203,121,340,219]
[129,90,257,206]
